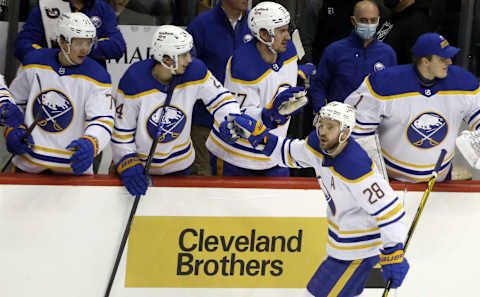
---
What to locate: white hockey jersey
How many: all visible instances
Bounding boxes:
[206,39,298,170]
[0,74,15,108]
[345,64,480,182]
[268,131,407,260]
[111,58,240,175]
[9,48,114,174]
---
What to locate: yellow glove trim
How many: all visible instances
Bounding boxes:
[117,156,142,174]
[252,121,266,136]
[80,135,99,157]
[380,250,405,265]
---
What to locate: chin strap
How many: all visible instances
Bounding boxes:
[60,45,78,66]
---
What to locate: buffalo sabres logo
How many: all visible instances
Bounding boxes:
[33,90,74,133]
[147,105,186,143]
[90,16,102,28]
[45,7,60,18]
[242,34,253,43]
[406,112,448,149]
[374,62,385,72]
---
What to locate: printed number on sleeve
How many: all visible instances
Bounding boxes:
[116,103,124,119]
[362,182,385,204]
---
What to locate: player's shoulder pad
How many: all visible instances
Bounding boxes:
[72,57,111,85]
[366,64,417,97]
[22,48,56,68]
[177,58,208,87]
[118,59,157,96]
[229,40,270,82]
[441,65,479,91]
[333,138,374,182]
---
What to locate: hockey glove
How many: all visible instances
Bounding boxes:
[380,243,410,288]
[116,153,149,197]
[298,63,316,89]
[456,130,480,169]
[66,136,98,175]
[218,113,242,144]
[262,86,308,128]
[5,126,34,155]
[0,102,24,128]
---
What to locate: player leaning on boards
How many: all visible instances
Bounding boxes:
[111,25,242,197]
[345,32,480,182]
[0,74,24,128]
[220,102,409,297]
[6,12,114,174]
[206,1,308,177]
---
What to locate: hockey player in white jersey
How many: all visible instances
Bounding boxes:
[111,25,241,197]
[0,74,24,128]
[7,12,114,174]
[345,32,480,182]
[220,102,409,296]
[206,1,308,177]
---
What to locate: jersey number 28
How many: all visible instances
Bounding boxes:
[362,182,385,204]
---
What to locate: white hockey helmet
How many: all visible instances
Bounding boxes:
[151,25,193,74]
[248,1,290,50]
[57,12,96,46]
[314,102,356,140]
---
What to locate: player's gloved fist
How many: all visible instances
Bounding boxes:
[380,243,410,288]
[298,63,316,89]
[456,130,480,169]
[219,113,242,144]
[262,86,308,128]
[116,153,150,197]
[6,126,34,155]
[0,102,24,128]
[66,136,98,175]
[231,113,270,148]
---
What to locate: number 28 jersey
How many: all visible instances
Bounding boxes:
[269,131,407,260]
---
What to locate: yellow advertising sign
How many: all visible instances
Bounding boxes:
[126,217,328,288]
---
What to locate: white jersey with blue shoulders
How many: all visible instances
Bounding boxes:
[206,39,298,170]
[268,131,407,260]
[111,58,240,175]
[345,64,480,182]
[9,48,114,174]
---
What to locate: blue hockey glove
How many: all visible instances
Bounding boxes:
[262,86,308,128]
[298,63,316,89]
[218,113,243,144]
[5,126,34,155]
[0,102,24,128]
[116,153,150,197]
[66,136,98,175]
[380,243,410,288]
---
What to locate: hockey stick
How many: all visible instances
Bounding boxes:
[382,148,447,297]
[1,73,43,172]
[104,76,178,297]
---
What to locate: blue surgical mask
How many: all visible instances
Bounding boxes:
[355,23,378,40]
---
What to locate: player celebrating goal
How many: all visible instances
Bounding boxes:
[7,12,114,174]
[111,25,241,197]
[220,102,409,297]
[206,1,308,177]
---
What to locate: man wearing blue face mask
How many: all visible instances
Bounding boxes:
[310,0,397,112]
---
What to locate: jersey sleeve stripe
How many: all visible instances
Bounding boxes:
[327,239,382,250]
[328,219,379,234]
[378,211,406,228]
[328,229,381,243]
[86,123,112,136]
[356,120,380,126]
[352,131,376,136]
[112,139,134,144]
[375,203,403,222]
[205,91,230,108]
[467,109,480,125]
[211,101,238,118]
[112,132,134,140]
[371,197,399,216]
[207,95,234,112]
[114,126,136,132]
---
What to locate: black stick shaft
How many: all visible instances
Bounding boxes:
[382,149,447,297]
